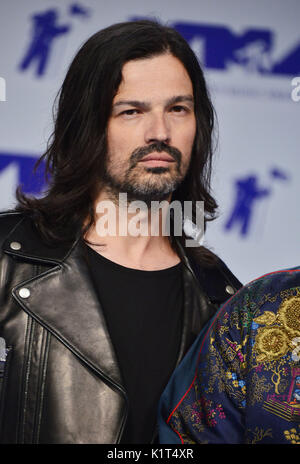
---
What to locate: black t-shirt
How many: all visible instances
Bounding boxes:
[85,244,183,443]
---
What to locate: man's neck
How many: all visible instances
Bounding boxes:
[84,189,180,271]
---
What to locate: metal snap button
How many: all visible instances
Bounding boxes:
[19,288,30,299]
[225,285,235,295]
[10,241,21,250]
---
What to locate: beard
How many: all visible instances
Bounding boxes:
[103,142,189,206]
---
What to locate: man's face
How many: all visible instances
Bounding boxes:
[104,53,196,203]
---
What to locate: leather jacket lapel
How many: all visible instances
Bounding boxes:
[11,240,125,391]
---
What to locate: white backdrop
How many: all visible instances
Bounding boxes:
[0,0,299,283]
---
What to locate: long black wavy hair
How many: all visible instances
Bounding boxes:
[16,19,218,263]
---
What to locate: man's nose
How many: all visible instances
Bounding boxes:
[144,112,171,144]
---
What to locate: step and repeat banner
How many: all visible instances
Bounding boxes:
[0,0,299,283]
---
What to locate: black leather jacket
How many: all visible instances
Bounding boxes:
[0,211,241,443]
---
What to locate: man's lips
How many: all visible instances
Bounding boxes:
[138,152,175,166]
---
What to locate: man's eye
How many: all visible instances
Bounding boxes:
[120,109,140,116]
[171,106,187,113]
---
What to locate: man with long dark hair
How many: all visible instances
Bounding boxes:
[0,20,241,444]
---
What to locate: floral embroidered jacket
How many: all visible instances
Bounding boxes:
[158,267,300,444]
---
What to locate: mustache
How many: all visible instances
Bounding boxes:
[129,142,182,167]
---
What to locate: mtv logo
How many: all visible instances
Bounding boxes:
[173,22,300,76]
[130,17,300,77]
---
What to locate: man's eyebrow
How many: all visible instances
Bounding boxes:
[112,100,151,110]
[112,95,194,110]
[166,95,194,106]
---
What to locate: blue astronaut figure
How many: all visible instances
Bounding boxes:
[19,9,70,77]
[225,175,271,237]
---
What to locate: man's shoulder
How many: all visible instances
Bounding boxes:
[0,210,29,253]
[189,254,243,306]
[0,210,25,238]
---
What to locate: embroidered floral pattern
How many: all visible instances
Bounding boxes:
[255,327,290,361]
[164,271,300,444]
[252,295,300,395]
[283,426,300,444]
[247,372,272,405]
[278,296,300,336]
[246,427,273,444]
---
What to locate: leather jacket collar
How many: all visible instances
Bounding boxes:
[2,212,241,303]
